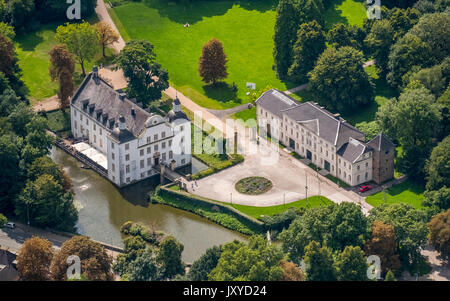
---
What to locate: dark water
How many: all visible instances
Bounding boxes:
[50,147,247,263]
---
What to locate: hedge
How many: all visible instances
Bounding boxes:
[191,154,244,180]
[151,185,265,235]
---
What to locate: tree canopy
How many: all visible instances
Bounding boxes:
[198,38,228,85]
[17,236,54,281]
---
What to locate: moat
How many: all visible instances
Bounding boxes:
[50,147,248,263]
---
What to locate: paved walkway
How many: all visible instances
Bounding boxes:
[207,103,253,120]
[96,0,126,54]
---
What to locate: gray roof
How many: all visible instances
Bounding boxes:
[367,132,395,151]
[167,110,188,122]
[255,89,297,118]
[71,73,152,138]
[110,128,135,144]
[0,250,18,281]
[256,90,365,149]
[337,138,372,163]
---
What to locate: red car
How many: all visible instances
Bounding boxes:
[359,185,372,193]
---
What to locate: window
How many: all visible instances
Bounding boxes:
[80,115,83,121]
[140,149,144,156]
[74,121,77,129]
[162,153,166,161]
[94,124,96,131]
[111,153,115,160]
[125,154,130,161]
[154,134,158,141]
[125,143,129,150]
[154,144,158,151]
[140,160,144,169]
[365,172,368,179]
[169,151,173,159]
[100,140,103,148]
[111,163,115,172]
[141,172,145,178]
[181,137,184,143]
[126,177,130,183]
[169,140,172,147]
[180,126,184,131]
[162,132,166,139]
[181,159,186,165]
[366,162,369,168]
[162,142,166,149]
[147,137,151,144]
[111,141,115,149]
[349,175,351,181]
[147,147,151,154]
[357,165,360,171]
[147,158,151,166]
[86,119,88,125]
[74,110,77,116]
[126,165,130,173]
[94,135,96,143]
[357,175,360,182]
[99,128,102,135]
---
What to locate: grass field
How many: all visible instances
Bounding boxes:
[111,0,367,110]
[45,110,71,133]
[366,179,425,209]
[230,196,332,219]
[15,17,114,103]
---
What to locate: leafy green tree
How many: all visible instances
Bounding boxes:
[21,115,53,165]
[0,133,21,214]
[377,84,441,178]
[112,235,147,277]
[364,19,395,73]
[198,38,228,85]
[189,245,221,281]
[334,246,368,281]
[7,102,33,137]
[308,46,374,114]
[0,73,20,117]
[423,187,450,211]
[304,241,336,281]
[115,40,169,106]
[56,21,99,76]
[288,20,326,83]
[437,85,450,138]
[209,236,284,281]
[0,22,14,40]
[34,0,97,23]
[425,135,450,191]
[403,64,447,97]
[15,174,77,231]
[364,221,402,275]
[356,121,381,141]
[327,23,364,50]
[386,7,420,40]
[368,203,429,267]
[17,236,54,281]
[273,0,324,78]
[157,235,185,280]
[50,236,114,281]
[0,32,14,77]
[126,248,161,281]
[5,0,34,31]
[385,270,397,281]
[427,209,450,258]
[0,212,6,227]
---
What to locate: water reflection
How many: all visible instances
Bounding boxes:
[50,147,247,263]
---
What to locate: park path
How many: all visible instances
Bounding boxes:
[96,0,126,54]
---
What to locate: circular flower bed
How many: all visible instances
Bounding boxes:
[235,177,273,195]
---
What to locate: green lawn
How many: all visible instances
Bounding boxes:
[45,109,71,133]
[15,17,114,103]
[231,106,256,121]
[112,0,292,110]
[230,196,332,219]
[366,179,425,209]
[324,0,367,30]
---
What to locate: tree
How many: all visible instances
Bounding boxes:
[327,23,363,50]
[423,187,450,211]
[34,0,97,23]
[157,235,185,280]
[56,22,99,76]
[304,241,336,281]
[17,236,54,281]
[0,133,21,214]
[356,121,381,141]
[126,248,161,281]
[49,44,75,109]
[425,136,450,191]
[387,7,420,40]
[15,174,78,231]
[112,235,147,277]
[7,102,33,137]
[280,260,305,281]
[427,209,450,258]
[385,270,397,281]
[334,246,368,281]
[377,84,441,178]
[364,221,402,275]
[21,115,53,165]
[51,236,113,281]
[403,64,446,97]
[273,0,324,78]
[437,85,450,139]
[198,38,228,85]
[0,213,6,227]
[209,236,284,281]
[308,46,374,114]
[0,22,15,40]
[368,203,429,267]
[189,246,221,281]
[364,19,395,73]
[115,40,169,105]
[287,20,326,83]
[95,21,119,57]
[0,33,14,77]
[5,0,34,31]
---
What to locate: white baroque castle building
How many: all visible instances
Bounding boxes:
[70,68,191,187]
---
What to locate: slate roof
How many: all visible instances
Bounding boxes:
[337,138,373,163]
[0,250,18,281]
[71,72,152,138]
[367,132,395,151]
[256,89,365,149]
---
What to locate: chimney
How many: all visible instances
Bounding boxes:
[92,65,98,78]
[118,115,126,130]
[131,108,136,117]
[119,93,126,101]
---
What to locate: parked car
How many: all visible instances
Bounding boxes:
[5,222,16,229]
[359,185,372,193]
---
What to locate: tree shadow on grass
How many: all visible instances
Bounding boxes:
[16,31,44,52]
[202,82,241,104]
[323,0,348,30]
[143,0,277,25]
